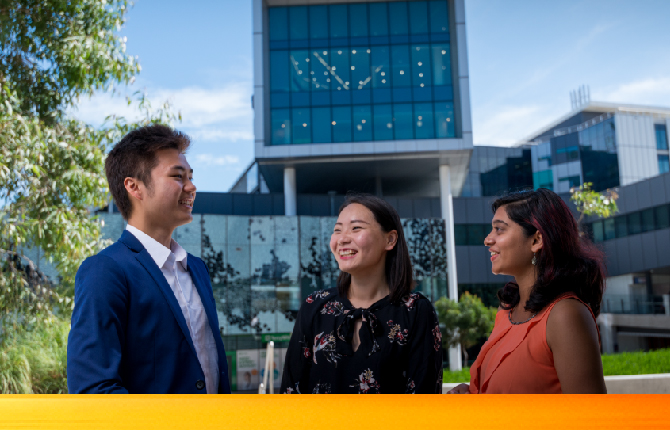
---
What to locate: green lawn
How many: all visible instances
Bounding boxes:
[443,348,670,383]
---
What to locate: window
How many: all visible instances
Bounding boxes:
[592,221,604,243]
[628,212,642,235]
[373,104,393,141]
[414,103,435,139]
[393,104,413,140]
[656,205,670,230]
[332,106,352,143]
[353,105,372,142]
[641,208,655,233]
[659,155,670,174]
[656,124,668,150]
[267,1,455,145]
[603,218,615,241]
[615,215,627,238]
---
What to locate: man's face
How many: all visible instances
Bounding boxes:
[139,149,196,230]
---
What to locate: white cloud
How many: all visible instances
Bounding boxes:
[596,77,670,107]
[192,153,240,166]
[153,84,252,128]
[473,104,561,146]
[70,83,253,129]
[188,128,254,142]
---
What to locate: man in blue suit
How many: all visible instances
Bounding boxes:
[67,125,231,394]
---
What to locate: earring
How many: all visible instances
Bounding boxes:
[531,253,537,266]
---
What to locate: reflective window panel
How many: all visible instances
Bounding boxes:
[267,1,456,145]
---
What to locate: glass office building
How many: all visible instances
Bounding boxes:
[530,113,619,193]
[267,1,457,145]
[460,146,532,197]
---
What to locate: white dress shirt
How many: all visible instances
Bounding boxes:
[126,225,219,394]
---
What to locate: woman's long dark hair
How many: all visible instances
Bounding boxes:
[336,194,414,304]
[493,188,605,316]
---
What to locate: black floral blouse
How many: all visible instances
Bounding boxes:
[280,287,443,394]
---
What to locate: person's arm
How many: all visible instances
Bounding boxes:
[546,298,607,394]
[280,302,313,394]
[406,299,444,394]
[67,255,130,394]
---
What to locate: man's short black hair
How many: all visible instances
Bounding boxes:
[105,124,190,220]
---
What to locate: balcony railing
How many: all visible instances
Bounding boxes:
[601,294,670,315]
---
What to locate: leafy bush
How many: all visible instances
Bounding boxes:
[435,293,497,362]
[0,317,69,393]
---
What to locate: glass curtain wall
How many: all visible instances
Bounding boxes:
[93,214,449,336]
[578,117,619,191]
[268,1,456,145]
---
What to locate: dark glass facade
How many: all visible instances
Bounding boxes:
[532,116,619,193]
[454,223,490,246]
[578,117,619,191]
[589,203,670,243]
[460,146,533,197]
[268,1,456,145]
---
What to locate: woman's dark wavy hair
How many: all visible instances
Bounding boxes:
[336,194,414,304]
[493,188,605,316]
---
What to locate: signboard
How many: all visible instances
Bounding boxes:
[235,348,288,392]
[261,333,291,343]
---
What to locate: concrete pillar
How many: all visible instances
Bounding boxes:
[598,313,616,354]
[284,167,297,216]
[439,164,462,371]
[663,295,670,316]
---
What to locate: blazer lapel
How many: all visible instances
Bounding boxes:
[121,230,199,362]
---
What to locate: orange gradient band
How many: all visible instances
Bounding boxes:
[0,395,668,429]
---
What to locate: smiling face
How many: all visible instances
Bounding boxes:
[330,203,397,277]
[484,206,541,277]
[136,148,196,230]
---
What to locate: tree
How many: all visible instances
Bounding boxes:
[434,292,497,363]
[0,0,177,345]
[570,182,618,225]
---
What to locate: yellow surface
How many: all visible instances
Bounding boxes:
[0,395,668,429]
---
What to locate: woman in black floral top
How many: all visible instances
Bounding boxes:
[281,194,443,394]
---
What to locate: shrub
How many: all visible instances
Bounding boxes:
[0,317,69,393]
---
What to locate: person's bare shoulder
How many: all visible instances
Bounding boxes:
[546,298,597,349]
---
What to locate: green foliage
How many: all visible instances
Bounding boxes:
[0,316,69,393]
[0,0,139,122]
[0,0,180,343]
[434,292,497,362]
[570,182,619,224]
[442,366,471,383]
[602,348,670,376]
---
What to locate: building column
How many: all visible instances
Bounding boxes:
[284,167,297,216]
[439,164,462,371]
[597,314,616,354]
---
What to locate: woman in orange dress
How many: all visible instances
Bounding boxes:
[448,188,607,394]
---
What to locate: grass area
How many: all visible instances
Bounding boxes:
[443,367,471,383]
[601,348,670,376]
[443,348,670,383]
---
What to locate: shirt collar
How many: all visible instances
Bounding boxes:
[125,225,188,270]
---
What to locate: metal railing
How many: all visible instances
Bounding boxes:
[601,294,669,315]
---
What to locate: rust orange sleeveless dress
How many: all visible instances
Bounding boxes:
[469,293,597,394]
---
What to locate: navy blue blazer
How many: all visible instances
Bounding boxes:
[67,230,231,394]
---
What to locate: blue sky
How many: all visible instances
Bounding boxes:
[73,0,670,192]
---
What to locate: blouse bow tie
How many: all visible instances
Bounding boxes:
[336,307,382,357]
